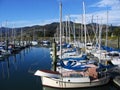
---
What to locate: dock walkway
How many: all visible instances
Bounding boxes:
[109,66,120,88]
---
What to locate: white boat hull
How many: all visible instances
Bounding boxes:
[111,59,120,65]
[40,76,110,88]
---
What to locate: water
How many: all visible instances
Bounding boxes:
[0,47,119,90]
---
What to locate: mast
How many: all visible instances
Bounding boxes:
[96,16,99,46]
[68,15,71,43]
[57,26,59,41]
[13,24,16,46]
[59,1,62,59]
[65,16,68,43]
[0,24,2,42]
[73,20,76,43]
[33,28,35,41]
[81,14,83,42]
[52,38,57,71]
[5,20,9,51]
[62,22,64,42]
[44,28,45,39]
[79,23,80,41]
[21,28,24,46]
[105,9,108,46]
[83,1,86,53]
[98,18,102,63]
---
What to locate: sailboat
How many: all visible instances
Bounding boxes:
[34,1,110,88]
[35,64,110,88]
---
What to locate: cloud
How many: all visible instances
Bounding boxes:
[68,0,120,26]
[91,0,120,25]
[3,0,120,27]
[91,0,120,9]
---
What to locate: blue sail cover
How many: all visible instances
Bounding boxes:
[101,45,116,52]
[59,60,89,71]
[97,63,114,71]
[57,43,72,48]
[62,54,87,61]
[101,45,120,52]
[62,43,68,48]
[66,60,77,66]
[57,43,73,51]
[118,49,120,52]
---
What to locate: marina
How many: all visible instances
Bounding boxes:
[34,1,120,89]
[0,0,120,90]
[0,46,119,90]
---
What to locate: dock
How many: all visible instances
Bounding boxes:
[113,76,120,87]
[109,66,120,88]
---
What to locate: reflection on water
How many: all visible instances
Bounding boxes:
[0,47,51,90]
[0,56,10,79]
[0,47,119,90]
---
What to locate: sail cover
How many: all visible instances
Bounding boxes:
[60,60,89,71]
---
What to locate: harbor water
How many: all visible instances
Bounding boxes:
[0,46,119,90]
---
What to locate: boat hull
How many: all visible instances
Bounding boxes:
[40,76,110,88]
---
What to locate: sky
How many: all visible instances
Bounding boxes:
[0,0,120,27]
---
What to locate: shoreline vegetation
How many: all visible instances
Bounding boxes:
[0,22,120,49]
